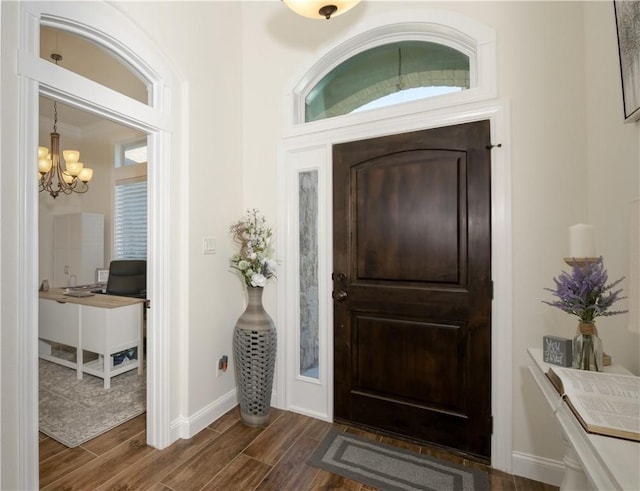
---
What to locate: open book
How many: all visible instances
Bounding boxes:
[546,366,640,441]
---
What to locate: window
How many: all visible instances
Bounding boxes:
[114,180,147,259]
[117,139,148,168]
[305,41,470,122]
[114,139,147,259]
[299,170,319,379]
[40,26,150,105]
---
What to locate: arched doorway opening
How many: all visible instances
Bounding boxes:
[14,2,184,487]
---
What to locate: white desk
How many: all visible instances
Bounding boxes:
[39,289,145,389]
[528,348,640,490]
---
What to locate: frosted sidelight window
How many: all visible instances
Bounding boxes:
[299,171,319,379]
[305,41,470,122]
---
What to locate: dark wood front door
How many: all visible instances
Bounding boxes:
[333,121,492,459]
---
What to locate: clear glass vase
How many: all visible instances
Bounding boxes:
[572,322,603,371]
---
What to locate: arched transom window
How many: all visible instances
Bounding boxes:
[305,40,470,122]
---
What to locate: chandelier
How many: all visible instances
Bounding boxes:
[38,53,94,199]
[282,0,360,20]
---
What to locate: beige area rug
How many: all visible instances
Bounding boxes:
[39,358,146,447]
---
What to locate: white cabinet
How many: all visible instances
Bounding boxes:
[53,213,104,287]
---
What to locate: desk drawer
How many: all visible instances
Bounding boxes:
[81,303,141,355]
[39,299,80,346]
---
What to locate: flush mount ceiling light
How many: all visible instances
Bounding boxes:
[282,0,361,20]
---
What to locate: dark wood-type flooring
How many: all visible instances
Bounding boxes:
[39,408,559,490]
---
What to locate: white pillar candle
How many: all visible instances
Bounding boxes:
[569,224,596,258]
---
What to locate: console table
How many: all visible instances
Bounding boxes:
[39,289,145,389]
[528,348,640,490]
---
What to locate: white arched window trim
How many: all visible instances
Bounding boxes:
[278,8,512,475]
[284,9,497,134]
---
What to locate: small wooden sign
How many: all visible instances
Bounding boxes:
[543,335,572,367]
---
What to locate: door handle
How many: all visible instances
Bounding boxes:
[332,272,347,282]
[333,290,348,302]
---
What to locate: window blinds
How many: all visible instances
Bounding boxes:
[114,180,147,259]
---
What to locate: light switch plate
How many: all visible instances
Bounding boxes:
[202,237,216,254]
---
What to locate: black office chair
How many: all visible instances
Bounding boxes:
[106,260,147,298]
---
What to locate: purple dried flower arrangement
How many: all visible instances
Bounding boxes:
[543,257,627,323]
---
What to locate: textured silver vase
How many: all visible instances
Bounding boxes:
[233,286,277,426]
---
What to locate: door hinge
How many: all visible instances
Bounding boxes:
[489,415,493,434]
[490,280,494,300]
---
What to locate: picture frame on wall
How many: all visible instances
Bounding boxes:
[614,0,640,122]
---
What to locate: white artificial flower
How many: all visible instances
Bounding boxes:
[266,258,277,272]
[231,209,276,287]
[251,273,267,287]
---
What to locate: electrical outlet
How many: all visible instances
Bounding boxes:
[217,355,228,377]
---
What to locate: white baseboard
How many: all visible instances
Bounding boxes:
[512,451,564,487]
[286,404,331,422]
[168,387,285,443]
[170,388,238,442]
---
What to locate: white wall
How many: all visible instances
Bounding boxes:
[112,0,245,430]
[584,1,640,374]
